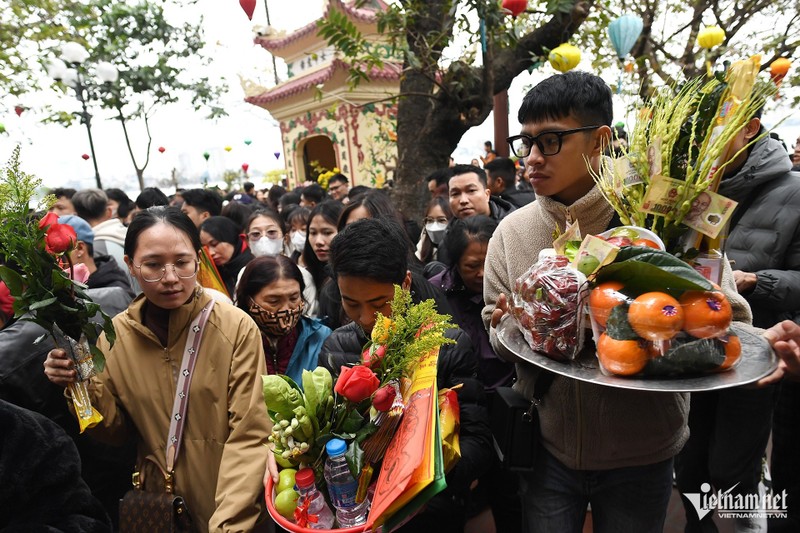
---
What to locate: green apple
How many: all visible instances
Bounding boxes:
[276,468,297,494]
[274,488,299,520]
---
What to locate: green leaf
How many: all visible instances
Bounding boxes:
[596,247,713,295]
[89,344,106,373]
[29,297,58,311]
[0,266,24,295]
[644,337,725,376]
[341,409,364,434]
[605,304,639,340]
[345,440,365,479]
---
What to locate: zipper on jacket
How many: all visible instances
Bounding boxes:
[575,380,582,469]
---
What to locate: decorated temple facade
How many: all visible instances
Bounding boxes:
[245,0,400,188]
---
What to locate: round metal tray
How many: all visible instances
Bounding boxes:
[495,316,778,392]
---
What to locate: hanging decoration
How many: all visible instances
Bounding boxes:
[203,151,210,161]
[274,152,281,160]
[239,0,256,20]
[769,57,791,86]
[81,154,90,160]
[224,145,232,152]
[158,146,166,153]
[14,106,24,117]
[548,43,581,73]
[244,139,252,145]
[242,163,249,173]
[697,26,726,76]
[608,14,643,92]
[501,0,528,17]
[0,123,5,134]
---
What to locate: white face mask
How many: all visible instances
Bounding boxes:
[425,222,447,245]
[251,236,283,257]
[290,231,306,253]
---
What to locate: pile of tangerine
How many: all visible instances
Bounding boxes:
[588,282,741,376]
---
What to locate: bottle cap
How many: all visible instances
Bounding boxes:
[295,468,315,489]
[326,438,347,457]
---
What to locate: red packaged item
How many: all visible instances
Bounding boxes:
[511,254,588,362]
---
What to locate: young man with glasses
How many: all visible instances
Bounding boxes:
[327,173,350,202]
[480,71,737,532]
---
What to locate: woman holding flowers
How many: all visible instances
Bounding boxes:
[44,207,270,532]
[235,254,331,385]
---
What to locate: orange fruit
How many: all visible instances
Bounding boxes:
[597,333,649,376]
[717,334,741,371]
[627,292,684,341]
[589,281,629,328]
[632,238,661,249]
[679,290,732,339]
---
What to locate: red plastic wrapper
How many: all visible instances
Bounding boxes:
[511,254,587,361]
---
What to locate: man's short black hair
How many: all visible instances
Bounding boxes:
[49,187,76,199]
[328,173,349,186]
[135,187,169,209]
[451,164,487,187]
[243,182,255,193]
[425,167,453,188]
[329,217,408,285]
[181,188,223,217]
[483,158,516,189]
[518,71,613,127]
[302,183,325,204]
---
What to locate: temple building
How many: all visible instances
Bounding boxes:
[244,0,401,188]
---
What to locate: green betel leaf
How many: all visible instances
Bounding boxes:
[89,344,106,373]
[0,265,24,295]
[29,297,58,311]
[596,247,713,295]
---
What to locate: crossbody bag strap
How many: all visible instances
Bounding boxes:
[522,370,556,422]
[164,299,215,490]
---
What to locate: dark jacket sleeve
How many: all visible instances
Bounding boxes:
[0,400,111,532]
[436,329,494,497]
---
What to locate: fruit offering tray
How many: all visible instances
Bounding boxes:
[495,315,777,392]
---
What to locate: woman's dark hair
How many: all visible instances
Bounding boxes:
[246,208,285,236]
[279,192,301,211]
[301,184,325,205]
[330,217,408,284]
[235,255,305,312]
[200,216,243,255]
[347,185,370,200]
[302,201,344,291]
[135,187,170,210]
[445,215,497,266]
[124,206,201,257]
[267,185,286,211]
[221,201,255,233]
[337,190,403,231]
[419,196,455,264]
[286,206,310,230]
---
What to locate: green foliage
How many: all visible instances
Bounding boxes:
[316,8,386,87]
[0,146,116,368]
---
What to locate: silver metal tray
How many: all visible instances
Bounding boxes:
[495,316,778,392]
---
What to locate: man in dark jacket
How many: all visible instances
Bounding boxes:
[0,287,133,528]
[318,218,494,533]
[676,118,800,532]
[485,157,536,208]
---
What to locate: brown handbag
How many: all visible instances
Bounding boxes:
[119,301,215,533]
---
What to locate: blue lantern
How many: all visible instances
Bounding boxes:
[608,14,644,60]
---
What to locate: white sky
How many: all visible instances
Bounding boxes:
[0,0,796,197]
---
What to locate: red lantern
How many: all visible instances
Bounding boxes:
[242,163,249,173]
[239,0,256,20]
[502,0,528,17]
[14,105,24,117]
[81,154,90,160]
[158,146,166,153]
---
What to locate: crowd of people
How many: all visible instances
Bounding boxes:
[1,70,799,533]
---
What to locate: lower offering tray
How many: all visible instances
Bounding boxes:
[495,316,778,392]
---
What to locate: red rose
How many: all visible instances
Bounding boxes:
[39,212,59,230]
[372,384,395,412]
[45,223,77,254]
[362,345,386,369]
[335,365,379,403]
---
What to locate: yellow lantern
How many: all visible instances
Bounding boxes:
[548,43,581,73]
[224,146,232,152]
[697,26,725,50]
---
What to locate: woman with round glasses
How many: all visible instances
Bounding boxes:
[236,255,330,385]
[44,207,271,531]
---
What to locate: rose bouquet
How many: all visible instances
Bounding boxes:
[263,286,458,531]
[0,147,116,431]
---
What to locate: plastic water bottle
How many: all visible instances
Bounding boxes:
[324,438,369,527]
[294,468,334,529]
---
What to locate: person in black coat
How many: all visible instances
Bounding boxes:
[0,399,111,531]
[318,217,494,533]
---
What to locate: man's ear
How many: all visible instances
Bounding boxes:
[591,125,613,156]
[401,270,412,291]
[744,117,761,141]
[199,211,210,223]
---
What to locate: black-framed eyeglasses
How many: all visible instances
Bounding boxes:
[507,126,601,158]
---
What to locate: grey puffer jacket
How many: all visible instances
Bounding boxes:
[718,135,800,328]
